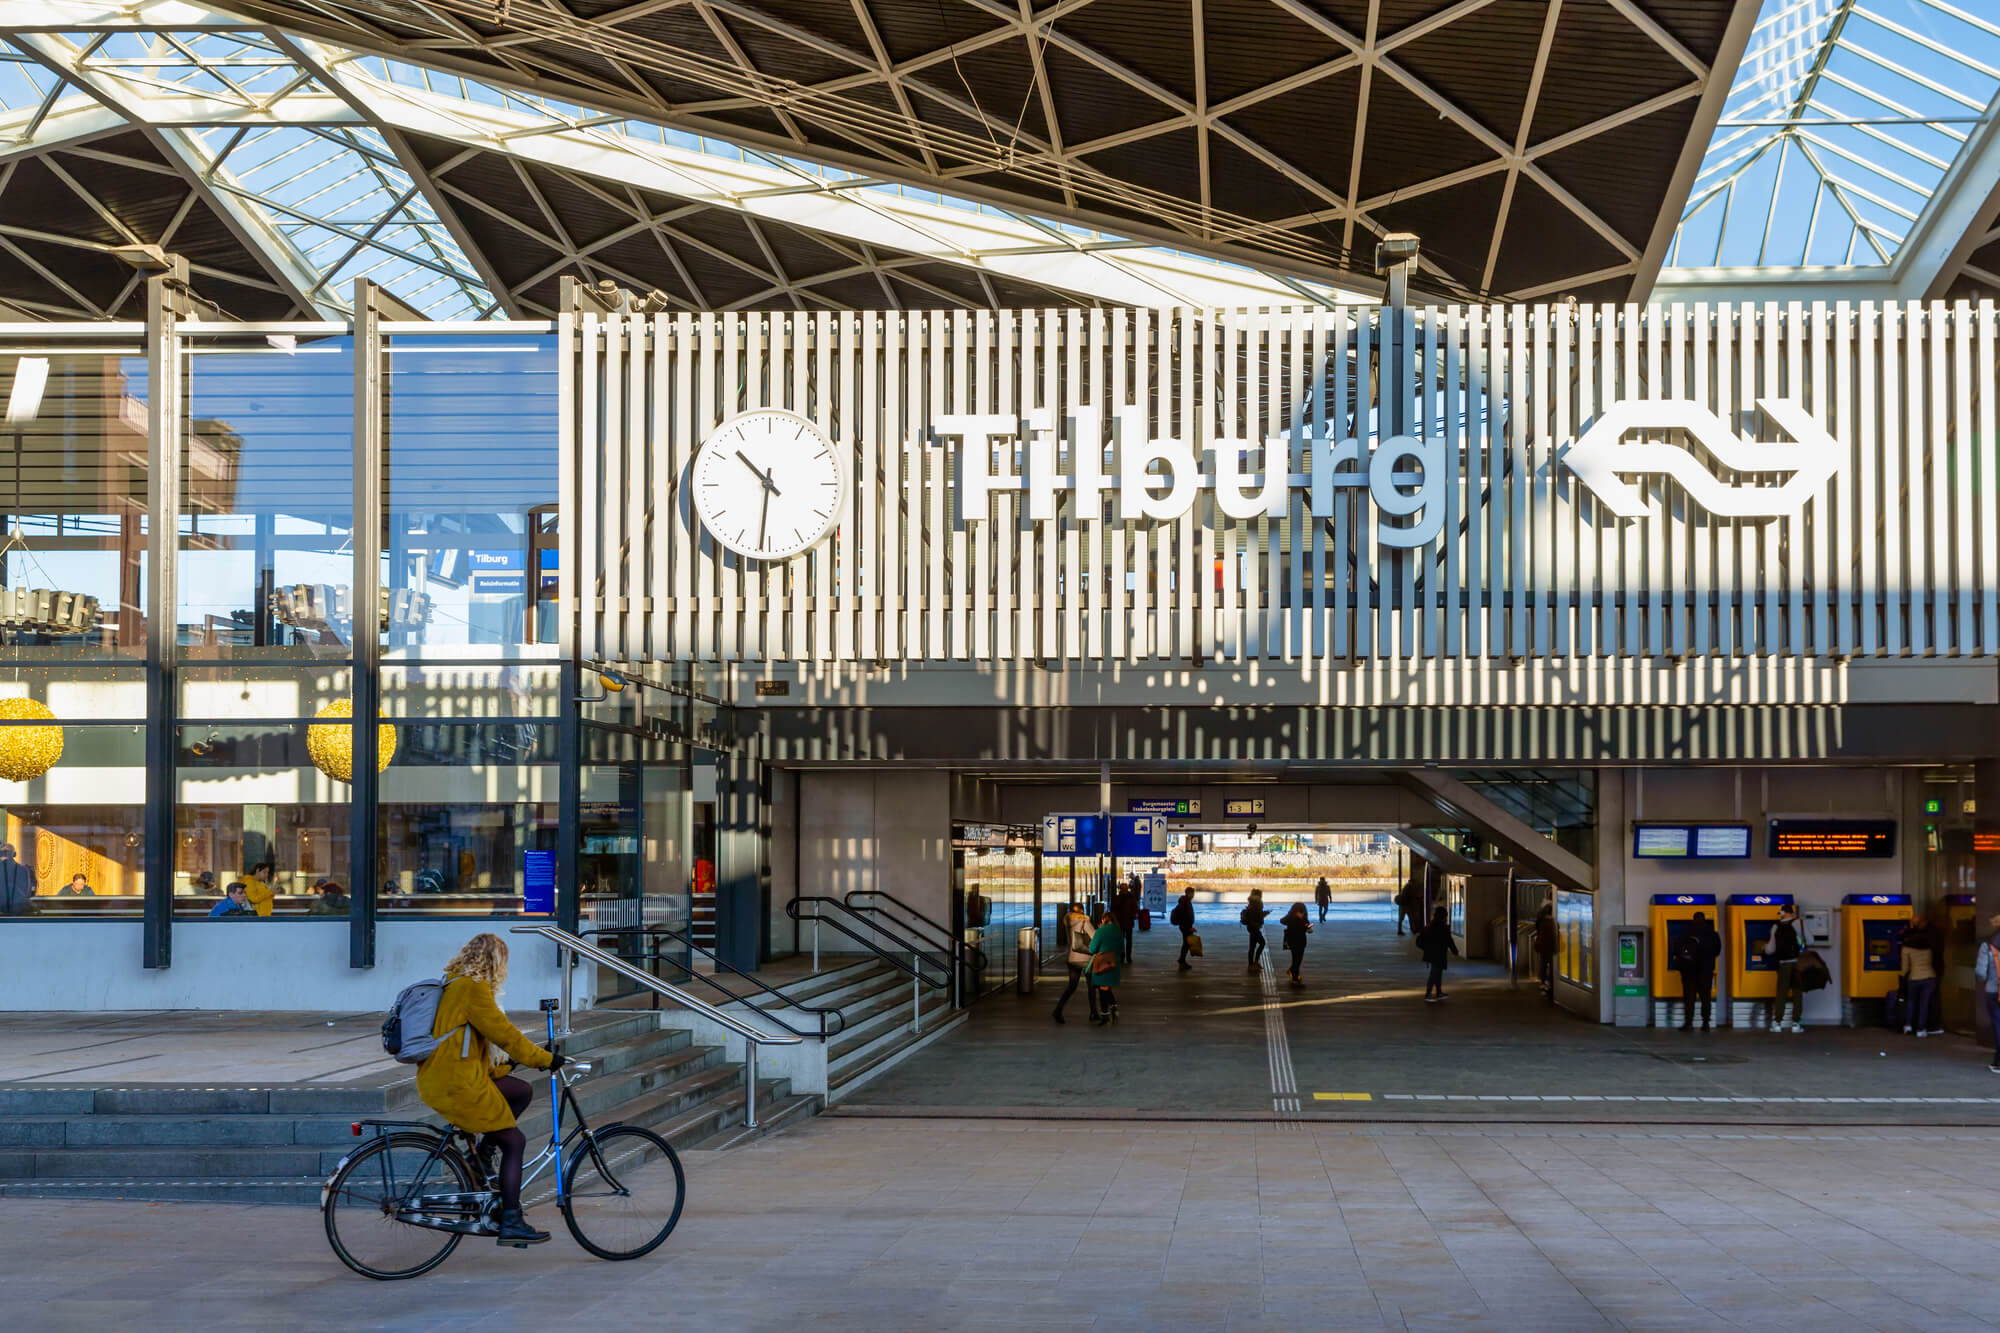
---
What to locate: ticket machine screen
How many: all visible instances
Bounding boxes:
[1742,918,1776,971]
[1861,919,1904,972]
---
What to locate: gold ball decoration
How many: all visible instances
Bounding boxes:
[0,697,63,782]
[306,698,397,783]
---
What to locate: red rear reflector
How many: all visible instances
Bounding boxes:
[351,1123,362,1135]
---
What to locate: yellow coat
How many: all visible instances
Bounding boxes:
[241,874,273,918]
[414,976,554,1133]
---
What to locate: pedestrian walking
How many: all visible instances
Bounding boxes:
[1314,876,1332,923]
[1899,914,1944,1037]
[1532,904,1558,998]
[1395,879,1421,937]
[1089,909,1124,1025]
[1281,902,1312,987]
[1767,902,1806,1032]
[1112,883,1139,965]
[1241,889,1269,972]
[1670,911,1722,1031]
[1170,886,1198,970]
[1052,903,1101,1025]
[1417,904,1458,1002]
[1973,913,2000,1072]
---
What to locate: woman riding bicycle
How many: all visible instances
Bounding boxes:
[415,933,564,1246]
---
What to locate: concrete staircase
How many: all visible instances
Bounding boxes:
[747,957,961,1102]
[0,1009,814,1205]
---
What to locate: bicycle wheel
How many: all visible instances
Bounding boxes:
[560,1125,686,1260]
[324,1132,476,1280]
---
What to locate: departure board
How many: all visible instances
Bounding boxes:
[1632,823,1751,859]
[1767,819,1896,858]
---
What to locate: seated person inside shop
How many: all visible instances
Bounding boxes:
[308,880,351,916]
[57,873,94,896]
[208,881,253,918]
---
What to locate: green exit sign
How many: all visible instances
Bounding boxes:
[1924,798,1942,814]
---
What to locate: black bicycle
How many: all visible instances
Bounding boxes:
[323,1000,687,1279]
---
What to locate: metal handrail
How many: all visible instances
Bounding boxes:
[583,924,846,1039]
[785,899,950,987]
[787,897,956,1035]
[843,889,988,971]
[509,923,800,1129]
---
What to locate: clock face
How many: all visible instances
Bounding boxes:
[691,408,845,561]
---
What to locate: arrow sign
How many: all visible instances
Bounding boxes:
[1563,397,1842,519]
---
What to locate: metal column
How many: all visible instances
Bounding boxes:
[142,267,191,971]
[349,280,386,969]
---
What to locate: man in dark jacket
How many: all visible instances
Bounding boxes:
[1314,877,1332,922]
[1769,903,1806,1033]
[0,843,34,915]
[1395,879,1422,936]
[1170,887,1197,970]
[1672,911,1723,1032]
[1532,905,1558,997]
[1112,885,1138,965]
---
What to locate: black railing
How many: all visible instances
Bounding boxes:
[584,924,846,1039]
[843,889,988,974]
[786,896,954,990]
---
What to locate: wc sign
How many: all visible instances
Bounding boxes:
[936,396,1841,550]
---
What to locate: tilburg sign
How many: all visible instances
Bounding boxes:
[937,397,1841,550]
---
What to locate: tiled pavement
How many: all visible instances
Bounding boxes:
[849,903,2000,1124]
[9,1115,2000,1330]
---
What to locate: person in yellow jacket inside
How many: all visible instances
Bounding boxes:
[415,932,563,1246]
[240,860,276,917]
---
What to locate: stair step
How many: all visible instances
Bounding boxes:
[830,1011,967,1096]
[0,1176,328,1206]
[0,1145,328,1181]
[687,1093,820,1151]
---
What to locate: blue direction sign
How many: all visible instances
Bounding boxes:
[1110,814,1168,858]
[1040,813,1106,858]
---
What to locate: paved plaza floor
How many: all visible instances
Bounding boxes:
[8,1114,2000,1330]
[849,904,2000,1124]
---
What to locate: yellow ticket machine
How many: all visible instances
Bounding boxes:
[1726,893,1792,1003]
[1649,894,1717,1027]
[1840,893,1913,1000]
[1944,894,1977,1032]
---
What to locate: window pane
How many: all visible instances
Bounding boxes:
[0,346,148,660]
[380,722,556,916]
[0,722,144,917]
[180,335,354,665]
[175,723,352,917]
[383,334,558,657]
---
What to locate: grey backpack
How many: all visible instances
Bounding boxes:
[381,979,464,1065]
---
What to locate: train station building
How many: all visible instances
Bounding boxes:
[0,0,1998,1109]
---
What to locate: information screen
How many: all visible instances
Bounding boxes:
[1692,825,1752,858]
[1768,819,1896,858]
[1633,826,1690,858]
[1632,823,1752,859]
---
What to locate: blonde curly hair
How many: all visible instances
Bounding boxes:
[443,932,509,991]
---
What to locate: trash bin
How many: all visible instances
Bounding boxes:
[1016,926,1039,994]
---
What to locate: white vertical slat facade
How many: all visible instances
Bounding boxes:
[571,304,2000,667]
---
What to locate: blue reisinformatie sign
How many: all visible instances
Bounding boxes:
[523,850,556,915]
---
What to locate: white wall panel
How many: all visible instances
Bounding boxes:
[573,305,1999,667]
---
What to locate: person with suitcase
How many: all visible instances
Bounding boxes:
[1170,886,1199,971]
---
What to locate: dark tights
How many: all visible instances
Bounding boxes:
[482,1074,534,1212]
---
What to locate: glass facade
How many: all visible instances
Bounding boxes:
[0,316,698,956]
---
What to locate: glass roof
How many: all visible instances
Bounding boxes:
[1668,0,2000,270]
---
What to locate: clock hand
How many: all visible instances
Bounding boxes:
[734,451,782,497]
[758,486,771,550]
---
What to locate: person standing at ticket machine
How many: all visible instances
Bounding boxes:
[1767,903,1807,1033]
[1672,912,1722,1032]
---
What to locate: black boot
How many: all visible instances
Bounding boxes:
[1052,1006,1066,1024]
[496,1207,550,1247]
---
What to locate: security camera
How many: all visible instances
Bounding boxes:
[1247,823,1259,838]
